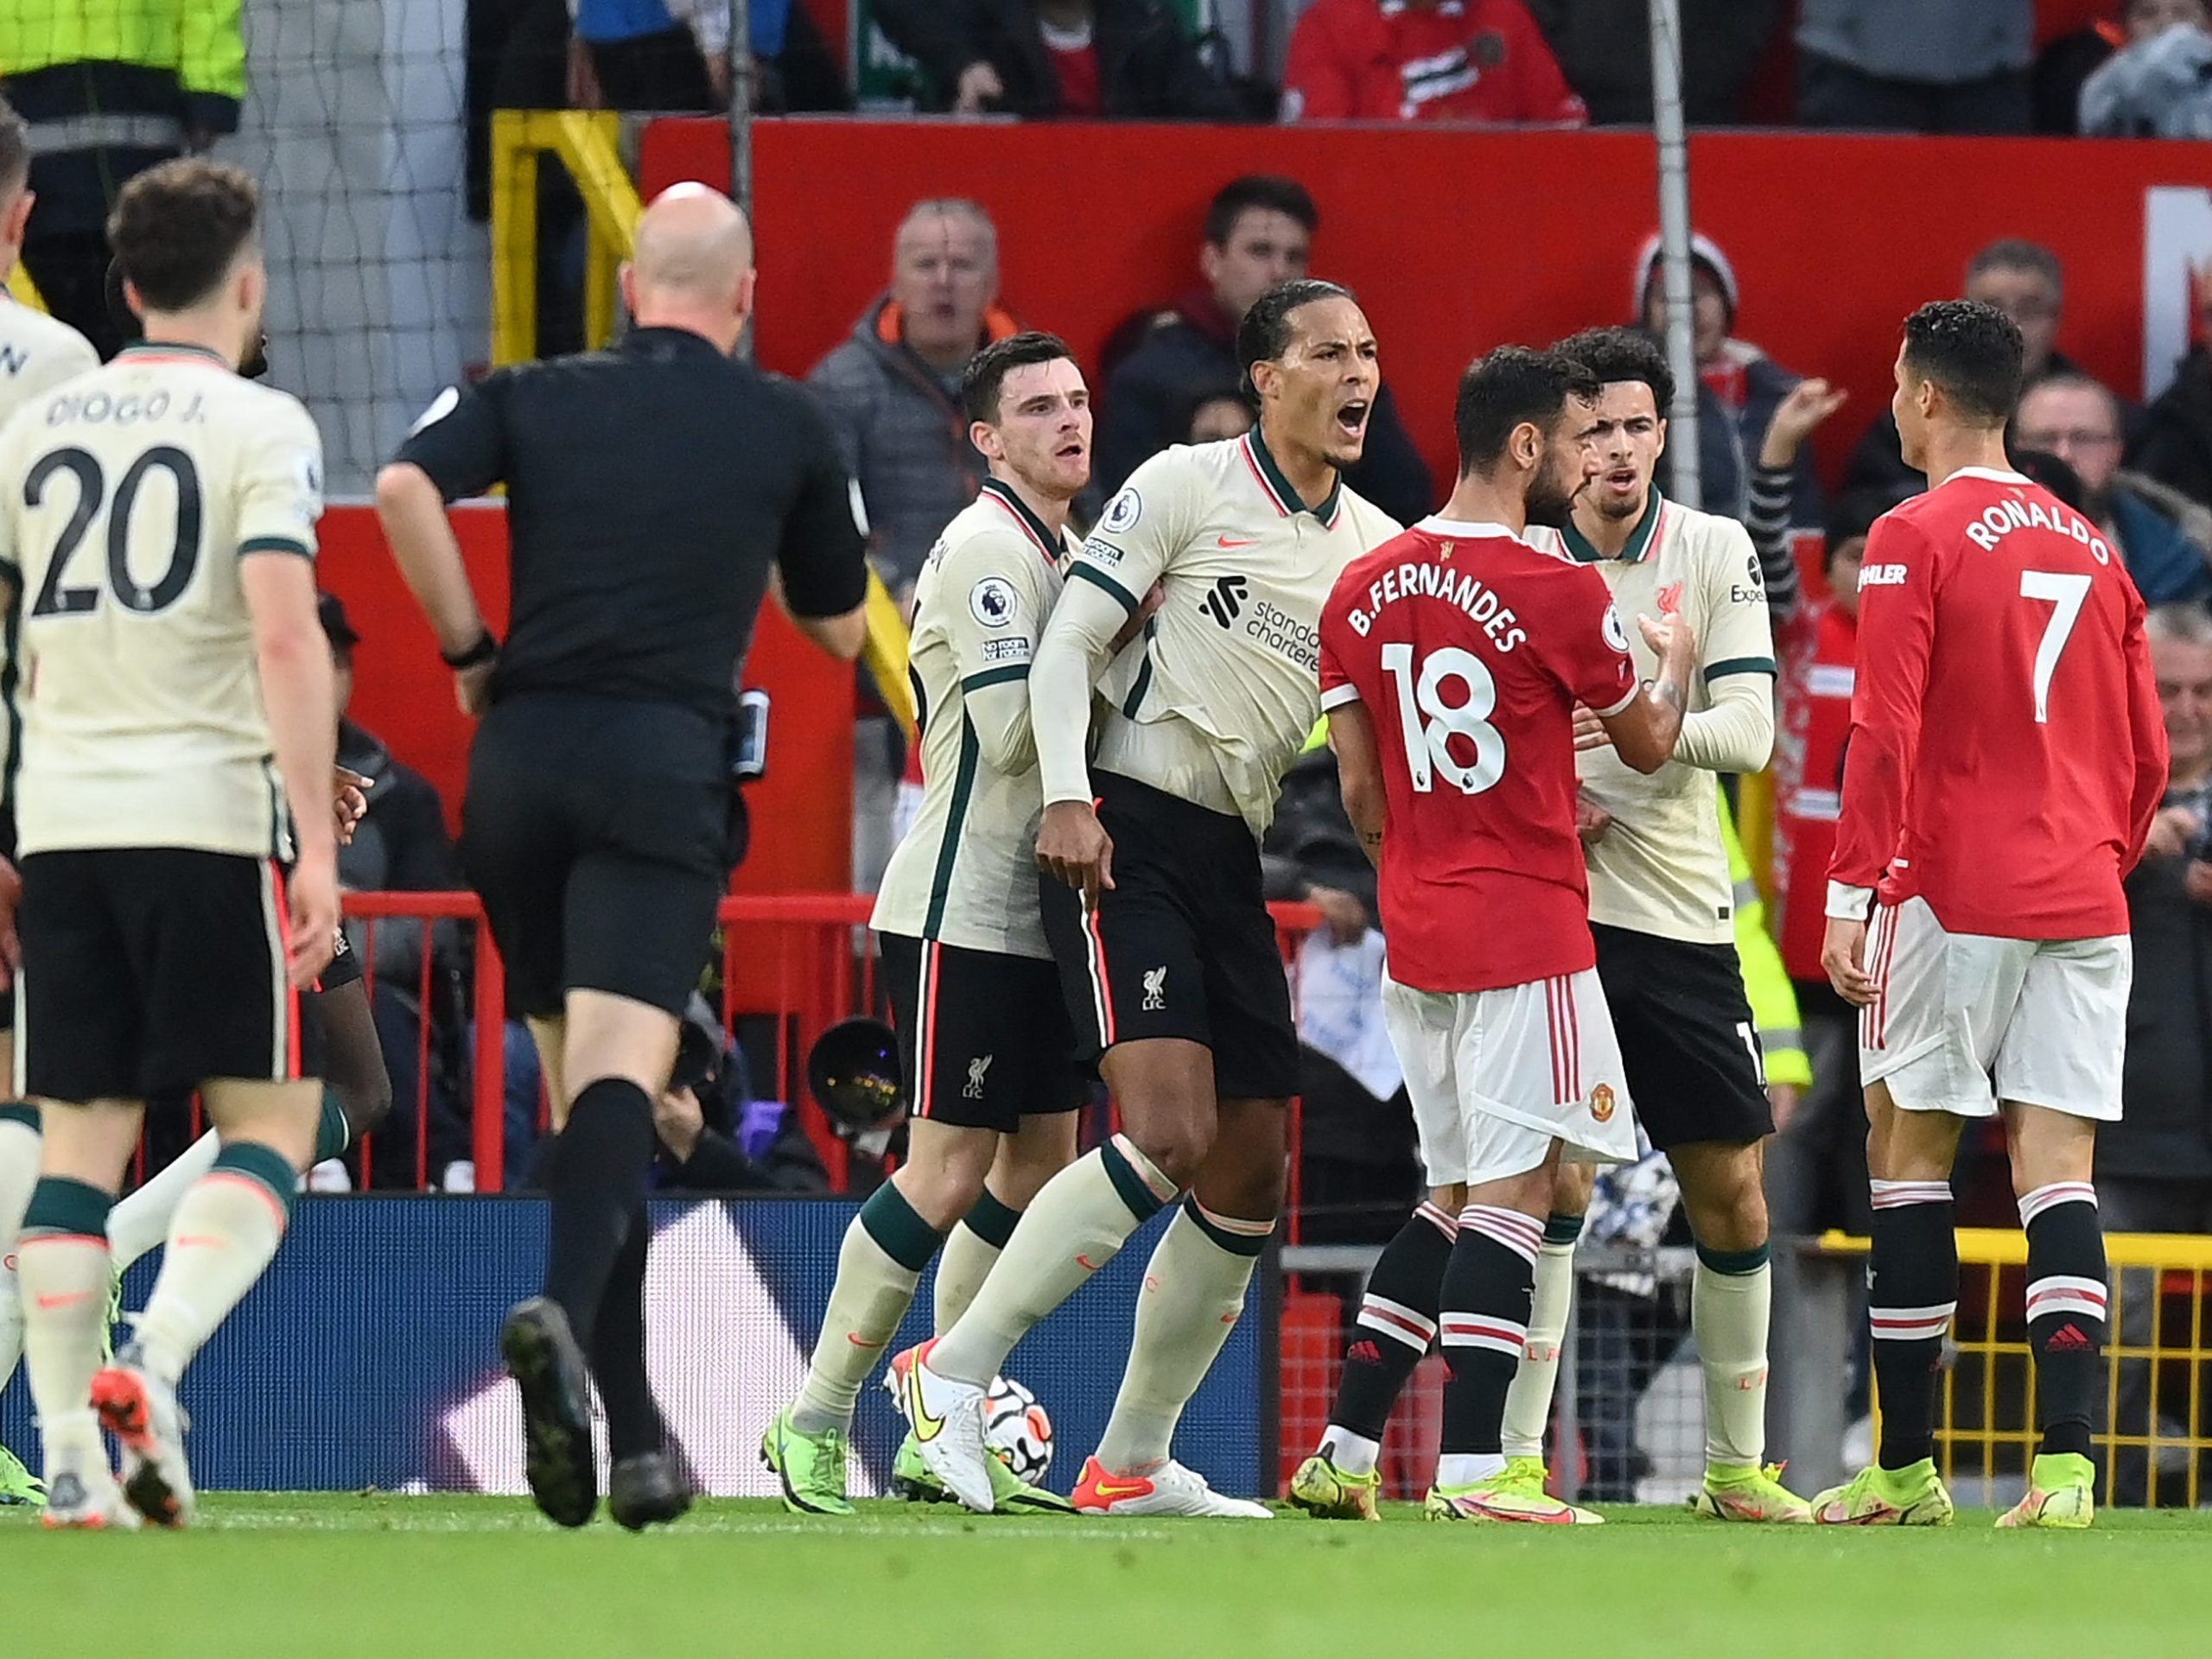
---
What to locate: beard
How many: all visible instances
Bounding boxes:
[1524,473,1580,529]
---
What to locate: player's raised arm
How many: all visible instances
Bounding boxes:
[1599,609,1699,774]
[1827,512,1936,924]
[2122,594,2171,871]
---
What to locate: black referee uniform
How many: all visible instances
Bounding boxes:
[389,324,867,1526]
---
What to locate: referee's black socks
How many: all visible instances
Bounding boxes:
[543,1077,658,1353]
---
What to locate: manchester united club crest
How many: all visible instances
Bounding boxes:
[1590,1084,1617,1124]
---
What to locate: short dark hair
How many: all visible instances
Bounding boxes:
[108,158,260,312]
[1205,176,1319,249]
[1454,346,1601,476]
[1552,325,1675,416]
[1236,278,1353,397]
[1901,299,2024,428]
[1823,488,1896,563]
[0,98,27,197]
[1966,237,2063,302]
[961,331,1076,424]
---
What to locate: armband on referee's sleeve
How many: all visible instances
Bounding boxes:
[1824,881,1874,923]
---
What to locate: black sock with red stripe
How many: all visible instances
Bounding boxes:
[1867,1179,1957,1471]
[1437,1205,1540,1465]
[2019,1183,2106,1461]
[1329,1201,1457,1446]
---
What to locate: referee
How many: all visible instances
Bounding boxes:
[375,184,868,1531]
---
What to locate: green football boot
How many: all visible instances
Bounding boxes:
[1810,1459,1955,1526]
[892,1432,1071,1514]
[1996,1452,2094,1529]
[760,1405,855,1516]
[0,1442,45,1508]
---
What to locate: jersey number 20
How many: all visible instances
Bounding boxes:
[22,446,203,619]
[1381,642,1505,796]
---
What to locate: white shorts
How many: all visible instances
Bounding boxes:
[1859,897,2130,1122]
[1381,968,1639,1186]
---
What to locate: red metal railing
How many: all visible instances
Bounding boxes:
[335,891,1327,1197]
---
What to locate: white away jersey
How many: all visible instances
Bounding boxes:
[874,481,1082,959]
[1529,492,1776,943]
[1072,432,1399,836]
[0,299,100,798]
[0,342,325,859]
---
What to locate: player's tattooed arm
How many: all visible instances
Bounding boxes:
[1325,702,1388,869]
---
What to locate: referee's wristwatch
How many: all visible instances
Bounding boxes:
[442,629,499,671]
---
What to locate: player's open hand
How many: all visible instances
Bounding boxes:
[1037,800,1114,907]
[333,767,372,846]
[1821,916,1877,1007]
[1571,702,1612,753]
[285,855,341,990]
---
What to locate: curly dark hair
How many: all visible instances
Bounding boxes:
[1902,299,2024,428]
[1236,277,1355,398]
[108,158,260,313]
[1552,325,1676,414]
[1454,346,1601,476]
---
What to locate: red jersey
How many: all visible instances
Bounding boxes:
[1773,597,1857,981]
[1830,467,2169,940]
[1319,519,1637,994]
[1283,0,1588,126]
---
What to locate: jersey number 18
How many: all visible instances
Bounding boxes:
[1381,642,1506,797]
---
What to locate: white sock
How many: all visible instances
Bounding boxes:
[18,1232,110,1464]
[108,1131,223,1270]
[134,1155,292,1385]
[933,1205,1012,1333]
[793,1208,925,1435]
[1437,1451,1507,1488]
[0,1113,41,1394]
[1502,1216,1582,1459]
[1320,1424,1382,1478]
[1694,1249,1773,1469]
[1093,1199,1272,1474]
[932,1135,1174,1387]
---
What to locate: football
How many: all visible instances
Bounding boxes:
[984,1375,1053,1484]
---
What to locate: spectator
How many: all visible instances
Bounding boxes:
[809,198,1018,597]
[810,200,1017,894]
[2016,373,2212,603]
[2100,604,2212,1501]
[1281,0,1586,125]
[1795,0,2034,133]
[2132,265,2212,509]
[567,0,849,114]
[1844,239,2094,497]
[1632,230,1822,529]
[322,594,471,1186]
[2080,0,2212,137]
[0,1,244,359]
[1523,0,1783,126]
[1262,743,1421,1245]
[2031,5,2127,132]
[1096,176,1433,520]
[1180,387,1253,445]
[872,0,1238,119]
[1745,376,1854,627]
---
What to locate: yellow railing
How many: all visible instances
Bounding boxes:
[485,108,912,734]
[1822,1228,2212,1507]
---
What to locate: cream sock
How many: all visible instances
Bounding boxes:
[1501,1214,1583,1459]
[107,1130,224,1270]
[17,1176,113,1465]
[931,1135,1174,1388]
[934,1190,1020,1332]
[1694,1245,1773,1469]
[1093,1198,1272,1474]
[792,1185,939,1434]
[0,1110,41,1393]
[133,1146,294,1386]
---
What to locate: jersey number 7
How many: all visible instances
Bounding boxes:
[2019,569,2091,725]
[1382,642,1506,796]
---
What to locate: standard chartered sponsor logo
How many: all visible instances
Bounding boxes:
[1243,598,1319,671]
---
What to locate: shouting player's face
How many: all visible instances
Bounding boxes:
[1582,379,1665,523]
[1525,397,1599,529]
[1262,296,1378,472]
[976,357,1092,503]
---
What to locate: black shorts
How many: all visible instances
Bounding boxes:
[1592,922,1773,1150]
[879,933,1084,1133]
[0,804,16,1037]
[18,849,298,1100]
[1039,771,1298,1101]
[461,695,729,1020]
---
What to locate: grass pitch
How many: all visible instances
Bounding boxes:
[8,1495,2212,1658]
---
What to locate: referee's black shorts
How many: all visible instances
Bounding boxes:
[461,694,728,1020]
[1039,771,1298,1101]
[1592,921,1774,1150]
